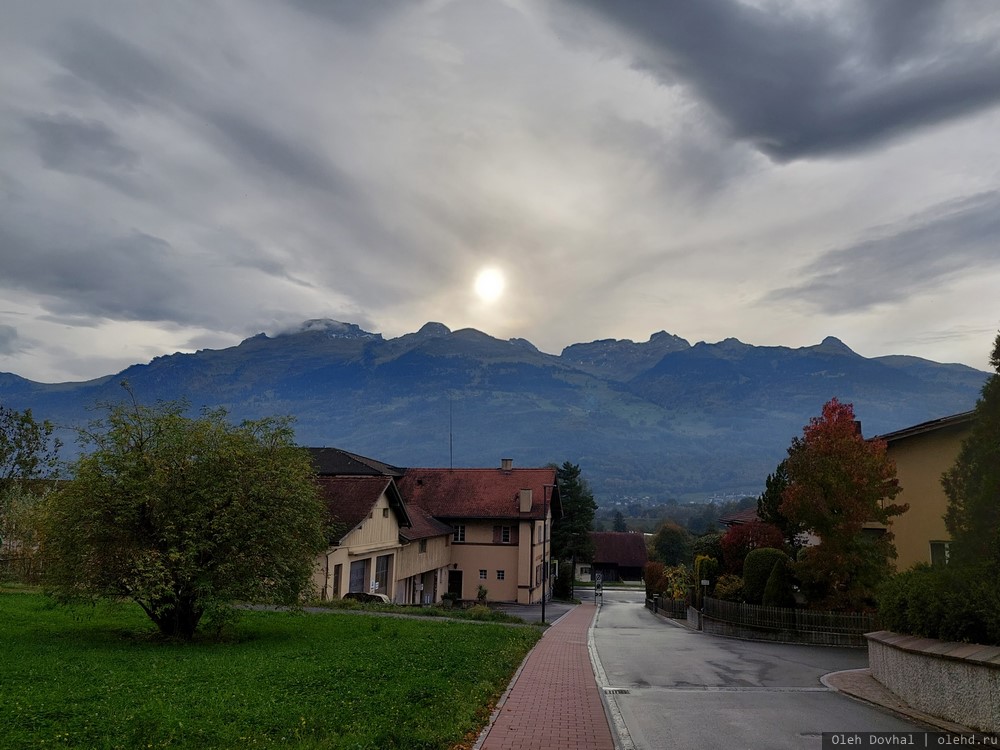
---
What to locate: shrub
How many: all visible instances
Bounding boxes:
[877,564,1000,645]
[762,556,796,608]
[743,547,788,605]
[714,574,744,602]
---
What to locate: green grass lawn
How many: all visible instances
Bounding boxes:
[0,591,541,749]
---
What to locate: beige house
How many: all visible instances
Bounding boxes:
[394,504,454,605]
[309,449,560,604]
[873,411,974,570]
[396,462,560,604]
[313,476,411,600]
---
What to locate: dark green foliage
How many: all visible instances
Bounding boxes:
[553,561,574,599]
[651,521,691,565]
[757,460,804,550]
[552,462,597,563]
[942,332,1000,571]
[692,532,724,562]
[0,404,60,486]
[694,556,720,587]
[612,510,627,532]
[877,564,1000,645]
[720,521,785,573]
[762,556,796,608]
[742,547,788,605]
[41,390,326,640]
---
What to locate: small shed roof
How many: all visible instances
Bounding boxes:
[400,504,455,542]
[591,531,648,568]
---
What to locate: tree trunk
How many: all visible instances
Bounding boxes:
[141,595,204,640]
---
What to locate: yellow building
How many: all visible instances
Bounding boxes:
[874,412,974,570]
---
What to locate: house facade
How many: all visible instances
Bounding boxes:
[396,464,560,604]
[310,450,560,604]
[873,412,974,570]
[313,476,411,601]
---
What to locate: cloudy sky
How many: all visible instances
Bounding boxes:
[2,0,1000,383]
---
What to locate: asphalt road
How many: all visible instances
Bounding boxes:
[589,589,924,750]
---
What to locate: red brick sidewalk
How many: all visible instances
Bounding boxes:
[477,602,616,750]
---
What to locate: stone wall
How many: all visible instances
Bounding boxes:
[867,630,1000,733]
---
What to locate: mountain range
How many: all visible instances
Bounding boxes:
[0,320,987,502]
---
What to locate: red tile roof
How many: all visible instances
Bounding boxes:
[591,532,648,568]
[397,467,559,521]
[314,476,410,543]
[400,504,455,541]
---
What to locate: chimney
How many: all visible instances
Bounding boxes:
[501,458,513,471]
[519,489,532,513]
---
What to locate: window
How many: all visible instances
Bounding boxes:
[374,554,392,594]
[538,525,543,543]
[382,508,389,518]
[479,569,487,580]
[580,566,591,575]
[493,525,515,544]
[496,570,505,581]
[930,541,951,566]
[453,525,466,543]
[418,539,427,554]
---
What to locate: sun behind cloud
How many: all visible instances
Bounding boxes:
[474,267,506,303]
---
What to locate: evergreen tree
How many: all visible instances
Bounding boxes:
[612,510,627,532]
[757,460,804,550]
[943,332,1000,569]
[552,462,596,564]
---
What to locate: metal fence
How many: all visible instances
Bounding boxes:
[646,596,688,619]
[701,597,875,647]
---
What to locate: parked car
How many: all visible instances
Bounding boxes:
[342,592,391,604]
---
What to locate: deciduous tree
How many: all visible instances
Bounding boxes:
[1,404,60,579]
[651,520,691,566]
[41,391,325,640]
[720,520,784,573]
[757,460,804,550]
[782,398,906,610]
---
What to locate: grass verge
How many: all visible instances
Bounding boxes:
[0,591,541,749]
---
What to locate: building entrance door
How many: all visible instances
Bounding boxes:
[447,569,463,599]
[349,559,367,593]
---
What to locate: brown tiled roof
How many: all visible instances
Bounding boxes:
[591,532,648,568]
[315,476,410,543]
[719,507,759,526]
[397,467,559,521]
[400,504,455,542]
[308,447,405,477]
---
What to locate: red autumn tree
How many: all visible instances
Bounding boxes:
[781,398,907,610]
[720,520,785,573]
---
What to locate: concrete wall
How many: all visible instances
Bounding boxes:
[867,630,1000,732]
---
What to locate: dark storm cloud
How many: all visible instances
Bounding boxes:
[53,23,179,108]
[559,0,1000,160]
[769,192,1000,312]
[25,113,140,192]
[0,221,192,324]
[201,109,353,197]
[0,325,19,355]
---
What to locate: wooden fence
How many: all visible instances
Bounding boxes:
[700,597,875,647]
